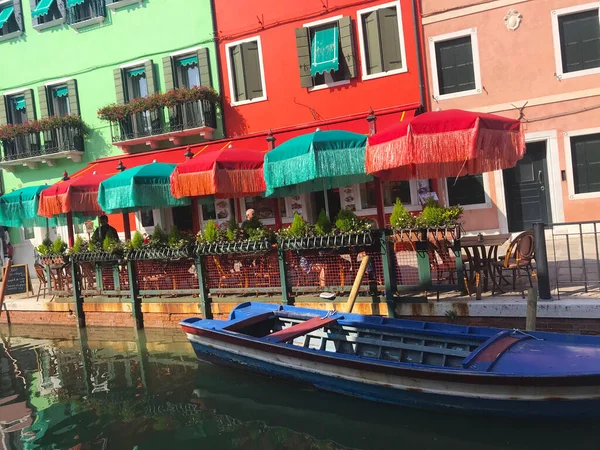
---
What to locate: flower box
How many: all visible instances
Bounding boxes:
[391,226,461,246]
[278,230,377,251]
[196,239,274,255]
[128,247,192,261]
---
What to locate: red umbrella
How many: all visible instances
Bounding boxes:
[366,109,525,180]
[170,144,266,199]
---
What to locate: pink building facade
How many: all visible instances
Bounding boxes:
[421,0,600,233]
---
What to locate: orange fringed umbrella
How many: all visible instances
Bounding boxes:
[170,145,267,199]
[38,171,108,218]
[366,109,525,180]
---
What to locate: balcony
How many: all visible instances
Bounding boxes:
[0,123,85,172]
[106,99,217,153]
[67,0,106,31]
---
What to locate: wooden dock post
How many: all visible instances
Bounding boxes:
[196,255,212,319]
[345,256,370,313]
[127,260,143,329]
[526,287,538,331]
[0,259,12,317]
[71,261,86,328]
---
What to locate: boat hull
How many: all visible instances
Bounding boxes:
[185,330,600,419]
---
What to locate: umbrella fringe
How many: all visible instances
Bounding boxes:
[39,191,103,217]
[100,183,189,213]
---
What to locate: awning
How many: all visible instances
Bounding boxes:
[32,0,56,18]
[66,0,86,7]
[310,24,339,76]
[127,67,146,77]
[53,86,68,97]
[0,6,15,29]
[13,97,25,111]
[178,55,198,67]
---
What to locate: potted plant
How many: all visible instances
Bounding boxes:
[196,218,274,255]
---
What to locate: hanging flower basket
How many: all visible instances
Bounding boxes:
[0,115,88,140]
[196,239,274,255]
[128,246,193,261]
[278,230,376,251]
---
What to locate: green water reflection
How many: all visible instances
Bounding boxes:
[0,325,598,450]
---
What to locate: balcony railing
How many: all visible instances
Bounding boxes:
[1,132,42,161]
[67,0,105,26]
[43,125,85,154]
[110,109,163,143]
[168,99,217,133]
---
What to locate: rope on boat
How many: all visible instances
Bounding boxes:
[511,328,543,341]
[321,309,336,320]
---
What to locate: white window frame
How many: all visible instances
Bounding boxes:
[135,209,161,236]
[551,3,600,80]
[428,28,482,101]
[443,172,492,211]
[356,0,408,81]
[225,36,268,106]
[0,0,21,42]
[107,0,143,12]
[352,181,420,218]
[564,126,600,200]
[303,15,351,91]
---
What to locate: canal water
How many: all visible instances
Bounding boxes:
[1,325,598,450]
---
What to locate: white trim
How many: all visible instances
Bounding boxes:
[423,0,528,24]
[443,172,492,210]
[356,1,408,81]
[107,0,142,11]
[353,180,420,216]
[44,77,73,87]
[2,88,26,96]
[494,171,509,234]
[240,197,276,226]
[33,16,66,32]
[564,127,600,200]
[70,15,104,31]
[551,3,600,80]
[302,14,343,29]
[119,58,150,69]
[169,46,205,58]
[428,28,482,102]
[308,79,350,92]
[0,30,22,42]
[134,209,160,236]
[225,36,268,106]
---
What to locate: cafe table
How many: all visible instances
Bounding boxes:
[461,234,511,300]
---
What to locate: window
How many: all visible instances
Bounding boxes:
[175,55,201,89]
[552,5,600,79]
[296,16,357,89]
[40,80,80,119]
[201,202,216,221]
[164,48,212,91]
[359,180,411,209]
[358,1,406,79]
[1,90,38,160]
[74,222,84,234]
[66,0,105,27]
[447,174,485,206]
[244,196,276,220]
[23,227,35,240]
[7,94,28,124]
[226,37,266,104]
[140,209,154,227]
[126,67,149,100]
[570,133,600,195]
[31,0,65,29]
[0,0,23,40]
[51,85,70,115]
[429,29,481,100]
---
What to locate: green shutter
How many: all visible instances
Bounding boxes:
[38,86,49,118]
[435,37,475,95]
[378,7,403,71]
[579,11,600,70]
[162,56,175,91]
[559,10,600,73]
[231,44,247,101]
[30,0,40,26]
[338,16,357,79]
[13,0,24,31]
[197,47,213,88]
[572,134,600,194]
[113,68,125,104]
[242,41,263,99]
[362,11,382,75]
[66,79,79,116]
[23,89,36,120]
[295,27,313,88]
[144,60,156,94]
[0,96,7,126]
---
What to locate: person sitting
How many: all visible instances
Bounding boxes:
[241,209,257,232]
[92,215,119,245]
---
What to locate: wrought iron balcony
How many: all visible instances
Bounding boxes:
[110,109,163,144]
[1,132,42,162]
[168,99,217,133]
[67,0,106,29]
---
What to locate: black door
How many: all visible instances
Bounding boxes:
[503,141,552,232]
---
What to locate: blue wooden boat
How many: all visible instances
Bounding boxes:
[181,302,600,418]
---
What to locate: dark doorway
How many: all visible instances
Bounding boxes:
[503,141,553,232]
[314,189,342,221]
[172,205,194,232]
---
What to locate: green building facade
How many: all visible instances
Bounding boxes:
[0,0,222,249]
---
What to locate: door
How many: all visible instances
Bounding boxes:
[503,141,552,232]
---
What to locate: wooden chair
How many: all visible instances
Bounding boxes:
[213,256,242,293]
[492,230,535,296]
[79,263,96,291]
[34,264,53,302]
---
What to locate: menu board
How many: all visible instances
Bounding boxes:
[2,264,31,296]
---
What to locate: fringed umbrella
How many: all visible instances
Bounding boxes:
[99,162,189,214]
[263,129,370,218]
[38,171,108,246]
[366,110,525,180]
[170,145,266,199]
[0,185,56,228]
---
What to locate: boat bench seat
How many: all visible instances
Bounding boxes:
[267,316,339,343]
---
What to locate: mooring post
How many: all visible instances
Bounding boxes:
[533,222,552,300]
[526,286,538,331]
[278,247,294,305]
[71,261,86,328]
[196,255,212,319]
[127,259,143,329]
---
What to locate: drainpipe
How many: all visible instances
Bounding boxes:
[411,0,429,112]
[210,0,227,137]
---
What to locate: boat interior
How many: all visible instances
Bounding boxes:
[223,311,485,368]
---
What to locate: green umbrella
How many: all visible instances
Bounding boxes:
[263,129,372,198]
[0,185,57,228]
[98,162,189,214]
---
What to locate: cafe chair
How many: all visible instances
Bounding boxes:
[34,264,54,302]
[492,230,535,296]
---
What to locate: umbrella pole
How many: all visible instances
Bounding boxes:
[191,197,200,235]
[66,212,75,248]
[273,199,282,231]
[122,212,132,241]
[375,178,386,228]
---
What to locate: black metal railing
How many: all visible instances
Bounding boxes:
[544,220,600,298]
[111,109,163,143]
[67,0,105,25]
[168,99,217,132]
[43,125,84,154]
[1,132,42,161]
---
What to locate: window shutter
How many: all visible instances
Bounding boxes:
[295,27,313,88]
[66,79,80,116]
[30,0,39,26]
[338,16,357,79]
[113,68,125,104]
[0,96,7,126]
[197,47,213,88]
[144,60,156,94]
[378,7,403,71]
[362,11,382,75]
[38,86,49,118]
[162,56,175,91]
[57,0,66,18]
[13,0,24,31]
[24,89,36,120]
[242,41,263,99]
[231,44,247,101]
